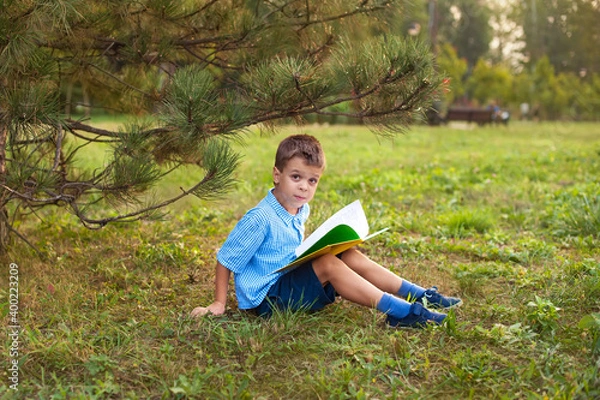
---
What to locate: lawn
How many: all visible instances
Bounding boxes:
[1,121,600,399]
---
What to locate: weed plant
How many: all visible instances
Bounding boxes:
[1,122,600,399]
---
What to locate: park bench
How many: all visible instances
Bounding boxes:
[445,106,494,125]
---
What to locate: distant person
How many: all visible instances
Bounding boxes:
[520,103,530,120]
[191,134,461,328]
[489,101,501,122]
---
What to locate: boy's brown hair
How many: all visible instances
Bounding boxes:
[274,134,326,171]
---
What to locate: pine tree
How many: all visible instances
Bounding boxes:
[0,0,439,253]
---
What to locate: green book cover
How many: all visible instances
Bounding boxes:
[296,224,360,259]
[276,200,387,273]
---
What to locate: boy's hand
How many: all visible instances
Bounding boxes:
[190,301,225,317]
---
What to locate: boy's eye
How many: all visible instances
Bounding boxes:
[291,174,301,180]
[309,178,319,184]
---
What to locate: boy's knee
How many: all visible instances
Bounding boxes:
[312,253,343,279]
[313,253,339,269]
[340,247,363,263]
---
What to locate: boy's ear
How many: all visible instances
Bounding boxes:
[272,166,281,185]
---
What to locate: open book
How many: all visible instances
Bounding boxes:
[276,200,388,273]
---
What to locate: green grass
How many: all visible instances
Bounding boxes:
[1,121,600,398]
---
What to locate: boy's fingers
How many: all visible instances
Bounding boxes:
[190,307,210,317]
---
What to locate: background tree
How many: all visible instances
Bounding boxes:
[530,56,569,120]
[515,0,600,75]
[466,59,512,107]
[435,42,468,105]
[436,0,492,71]
[396,0,430,40]
[487,0,526,68]
[0,0,440,253]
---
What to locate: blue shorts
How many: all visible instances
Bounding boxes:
[253,261,337,317]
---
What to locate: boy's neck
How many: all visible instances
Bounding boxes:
[272,187,301,215]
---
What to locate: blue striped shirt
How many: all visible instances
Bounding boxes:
[217,189,309,309]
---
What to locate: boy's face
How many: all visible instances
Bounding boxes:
[272,156,323,215]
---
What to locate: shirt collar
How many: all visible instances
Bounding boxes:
[266,188,308,225]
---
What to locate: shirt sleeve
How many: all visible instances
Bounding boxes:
[217,208,268,274]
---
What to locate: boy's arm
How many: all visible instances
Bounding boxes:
[190,262,230,317]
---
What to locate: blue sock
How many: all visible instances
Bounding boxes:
[376,293,411,318]
[398,280,426,300]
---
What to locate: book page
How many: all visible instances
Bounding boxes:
[295,200,368,257]
[296,224,360,259]
[278,238,363,272]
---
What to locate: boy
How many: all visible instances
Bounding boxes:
[191,134,461,328]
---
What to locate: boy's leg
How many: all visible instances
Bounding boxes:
[254,262,336,317]
[339,248,425,298]
[312,252,386,308]
[311,253,446,327]
[340,248,462,309]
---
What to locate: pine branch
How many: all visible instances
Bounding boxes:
[86,62,155,98]
[0,184,72,206]
[65,120,121,138]
[67,129,120,144]
[0,0,439,252]
[68,171,225,228]
[173,0,219,21]
[293,1,393,30]
[182,44,245,71]
[7,223,46,260]
[52,124,63,172]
